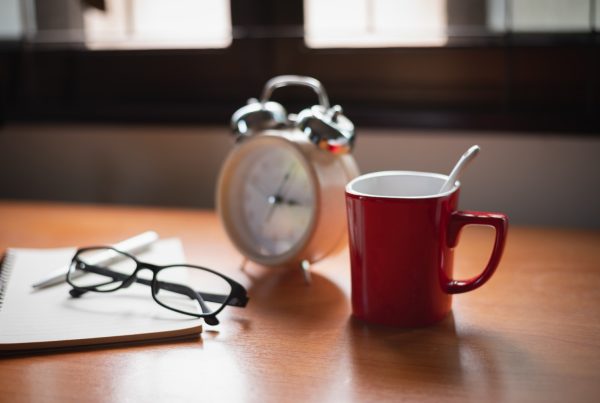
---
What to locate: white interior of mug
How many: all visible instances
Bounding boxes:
[346,171,459,199]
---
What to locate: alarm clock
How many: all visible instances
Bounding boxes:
[216,75,359,280]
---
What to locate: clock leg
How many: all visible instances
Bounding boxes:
[239,258,248,272]
[301,259,312,285]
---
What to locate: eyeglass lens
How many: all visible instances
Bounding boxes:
[154,266,232,315]
[70,248,138,291]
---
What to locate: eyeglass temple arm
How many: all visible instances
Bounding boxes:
[70,264,247,307]
[152,278,247,307]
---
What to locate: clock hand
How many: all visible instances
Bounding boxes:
[265,166,296,222]
[265,194,282,222]
[283,198,299,206]
[266,195,302,208]
[272,165,295,198]
[266,195,302,205]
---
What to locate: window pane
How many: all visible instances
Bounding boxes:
[84,0,232,49]
[0,0,23,39]
[15,0,231,48]
[305,0,448,47]
[305,0,596,48]
[486,0,507,33]
[511,0,591,32]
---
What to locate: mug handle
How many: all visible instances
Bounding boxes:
[442,210,508,294]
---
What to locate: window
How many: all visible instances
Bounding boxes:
[306,0,600,48]
[0,0,598,133]
[0,0,23,40]
[84,0,231,49]
[511,0,592,32]
[1,0,231,49]
[305,0,448,48]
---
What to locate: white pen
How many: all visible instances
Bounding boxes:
[31,231,160,289]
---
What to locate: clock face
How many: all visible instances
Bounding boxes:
[219,137,317,261]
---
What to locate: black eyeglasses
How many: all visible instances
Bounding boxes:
[67,246,249,325]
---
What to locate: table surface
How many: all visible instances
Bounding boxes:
[0,201,599,403]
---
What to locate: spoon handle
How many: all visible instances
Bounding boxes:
[440,145,480,193]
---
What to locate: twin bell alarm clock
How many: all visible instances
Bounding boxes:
[216,75,359,280]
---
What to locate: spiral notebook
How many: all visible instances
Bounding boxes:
[0,239,202,353]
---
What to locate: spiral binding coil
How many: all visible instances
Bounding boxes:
[0,250,16,311]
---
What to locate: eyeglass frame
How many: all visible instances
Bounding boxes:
[66,246,249,326]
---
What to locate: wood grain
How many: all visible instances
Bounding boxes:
[1,201,599,403]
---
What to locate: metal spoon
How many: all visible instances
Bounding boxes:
[439,145,480,193]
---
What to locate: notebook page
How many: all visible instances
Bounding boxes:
[0,239,202,350]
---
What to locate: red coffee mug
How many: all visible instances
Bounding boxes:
[345,171,508,327]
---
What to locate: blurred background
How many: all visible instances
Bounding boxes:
[0,0,599,228]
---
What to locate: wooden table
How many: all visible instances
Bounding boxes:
[1,201,599,402]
